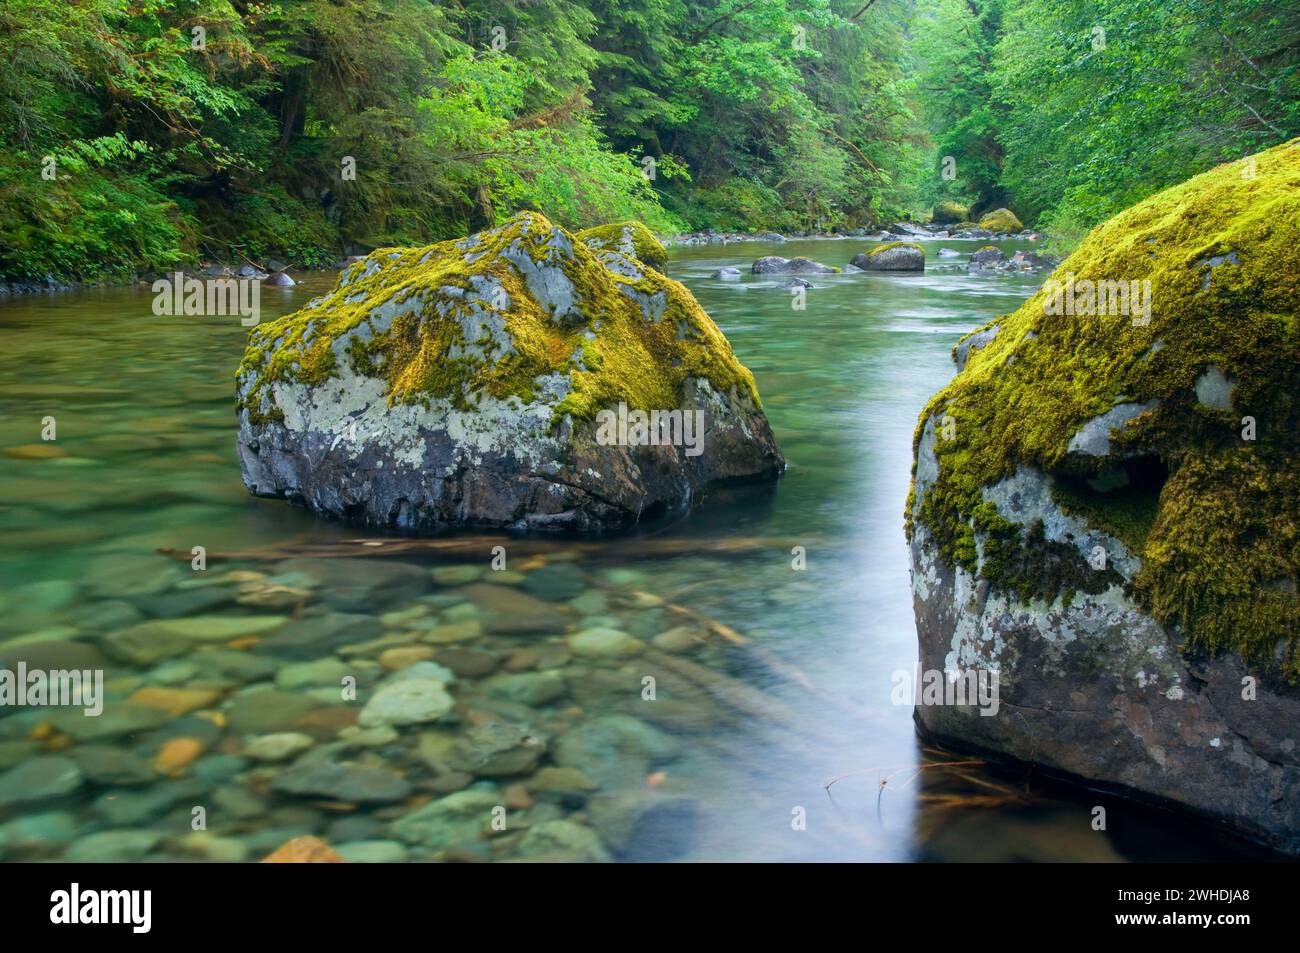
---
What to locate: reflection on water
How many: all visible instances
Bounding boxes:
[0,239,1270,861]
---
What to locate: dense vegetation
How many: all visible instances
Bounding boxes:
[2,0,1297,284]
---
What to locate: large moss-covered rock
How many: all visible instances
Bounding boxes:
[236,212,783,532]
[574,221,668,272]
[851,242,924,272]
[907,139,1300,852]
[976,207,1023,233]
[931,200,969,225]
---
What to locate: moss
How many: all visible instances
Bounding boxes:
[574,221,668,272]
[932,200,970,225]
[978,208,1024,232]
[868,241,924,257]
[908,138,1300,679]
[237,211,760,429]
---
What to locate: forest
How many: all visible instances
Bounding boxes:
[1,0,1298,283]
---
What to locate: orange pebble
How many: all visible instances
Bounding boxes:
[261,836,345,863]
[154,736,204,774]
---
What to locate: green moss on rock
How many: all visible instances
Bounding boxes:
[932,200,970,225]
[978,208,1024,232]
[909,139,1300,679]
[237,211,759,429]
[574,221,668,272]
[868,241,923,257]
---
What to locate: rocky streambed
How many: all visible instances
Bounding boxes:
[0,550,818,863]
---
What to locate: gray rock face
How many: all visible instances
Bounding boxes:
[908,414,1300,854]
[750,256,838,275]
[851,244,925,272]
[1065,401,1159,457]
[235,213,784,533]
[952,325,1000,371]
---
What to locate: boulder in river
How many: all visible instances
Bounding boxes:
[907,139,1300,853]
[751,256,840,275]
[931,200,969,225]
[236,211,784,532]
[968,245,1006,268]
[976,207,1023,233]
[851,242,925,272]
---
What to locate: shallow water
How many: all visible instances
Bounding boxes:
[0,238,1270,862]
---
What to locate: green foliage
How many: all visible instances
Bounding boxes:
[909,0,1300,243]
[3,0,1297,280]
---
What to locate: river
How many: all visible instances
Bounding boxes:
[0,237,1268,862]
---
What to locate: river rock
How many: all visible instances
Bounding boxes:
[358,678,454,727]
[225,689,323,734]
[0,756,82,807]
[270,759,413,802]
[481,671,567,706]
[244,732,316,762]
[336,839,409,863]
[515,819,612,862]
[586,789,698,860]
[711,267,742,280]
[236,212,784,532]
[390,789,499,849]
[102,614,288,665]
[968,245,1006,267]
[257,610,383,659]
[751,256,839,275]
[450,721,547,777]
[907,139,1300,854]
[851,242,924,272]
[65,829,162,863]
[566,626,644,658]
[553,714,679,787]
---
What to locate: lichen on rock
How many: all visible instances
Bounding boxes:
[907,139,1300,852]
[911,138,1300,678]
[574,221,668,272]
[235,211,783,532]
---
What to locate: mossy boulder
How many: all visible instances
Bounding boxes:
[976,207,1023,233]
[574,221,668,272]
[931,200,969,225]
[236,212,784,532]
[851,242,924,272]
[907,139,1300,852]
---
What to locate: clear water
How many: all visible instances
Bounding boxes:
[0,238,1269,862]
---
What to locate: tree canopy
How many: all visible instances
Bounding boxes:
[1,0,1296,282]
